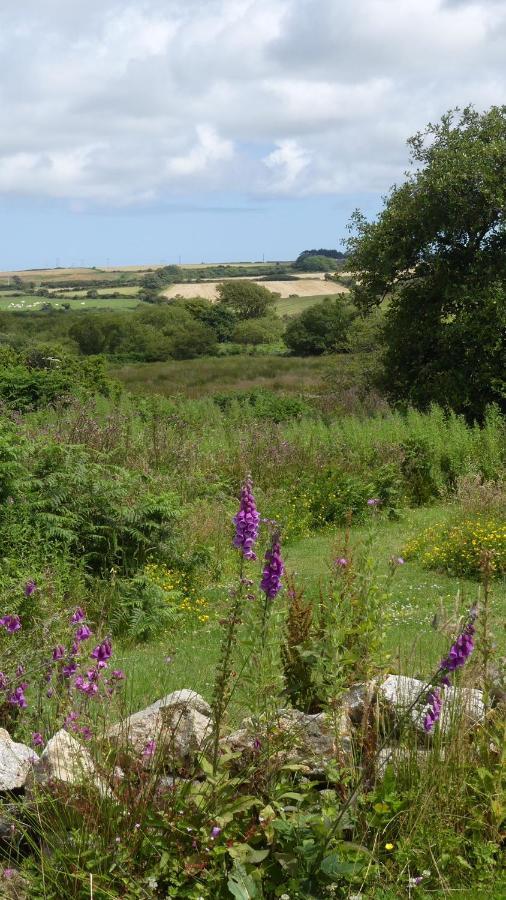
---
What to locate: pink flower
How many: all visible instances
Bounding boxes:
[142,740,156,758]
[335,557,348,568]
[32,732,44,748]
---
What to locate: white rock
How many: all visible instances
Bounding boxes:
[107,690,212,764]
[0,732,38,791]
[31,730,110,795]
[378,674,485,735]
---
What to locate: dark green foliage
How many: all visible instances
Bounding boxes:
[213,388,312,422]
[294,254,339,272]
[231,316,283,345]
[347,105,506,419]
[29,443,179,575]
[284,297,355,355]
[0,347,112,410]
[184,298,237,342]
[109,575,179,641]
[217,280,276,319]
[70,306,217,361]
[296,249,345,262]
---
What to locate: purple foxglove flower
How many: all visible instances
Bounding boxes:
[367,498,381,507]
[233,478,260,560]
[70,607,85,624]
[440,620,476,674]
[0,673,8,690]
[111,669,125,680]
[65,711,79,725]
[62,661,78,678]
[75,676,98,697]
[423,688,442,733]
[8,685,27,708]
[260,533,284,600]
[210,826,222,839]
[32,732,44,748]
[24,580,37,597]
[142,739,156,757]
[16,665,25,677]
[52,645,65,661]
[75,624,92,642]
[80,726,93,741]
[90,638,112,663]
[0,615,21,633]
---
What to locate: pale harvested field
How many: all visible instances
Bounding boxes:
[163,274,349,301]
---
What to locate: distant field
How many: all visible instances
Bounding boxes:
[0,293,139,311]
[111,354,335,398]
[0,261,295,284]
[274,292,343,317]
[163,274,349,301]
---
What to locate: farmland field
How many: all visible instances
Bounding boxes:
[163,273,348,301]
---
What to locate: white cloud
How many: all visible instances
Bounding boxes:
[0,0,504,204]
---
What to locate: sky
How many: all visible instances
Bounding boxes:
[1,0,505,269]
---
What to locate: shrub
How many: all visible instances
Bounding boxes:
[284,297,355,355]
[231,316,283,345]
[404,516,506,577]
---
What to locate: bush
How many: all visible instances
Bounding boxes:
[404,516,506,577]
[231,317,282,345]
[284,297,356,355]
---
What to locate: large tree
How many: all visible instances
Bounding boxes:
[216,280,276,319]
[346,105,506,419]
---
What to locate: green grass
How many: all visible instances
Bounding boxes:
[274,292,344,317]
[111,353,336,397]
[118,504,506,717]
[0,293,140,310]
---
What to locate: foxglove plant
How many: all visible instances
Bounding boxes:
[232,477,259,560]
[211,477,260,774]
[422,606,478,733]
[259,530,284,650]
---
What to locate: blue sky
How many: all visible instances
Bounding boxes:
[1,0,505,269]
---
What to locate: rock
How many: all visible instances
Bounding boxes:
[376,746,432,778]
[30,730,110,796]
[378,674,485,736]
[106,690,212,766]
[0,731,38,792]
[159,690,211,718]
[223,707,352,772]
[342,681,377,725]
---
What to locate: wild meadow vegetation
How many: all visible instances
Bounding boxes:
[0,107,504,898]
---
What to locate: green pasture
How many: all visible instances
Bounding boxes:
[0,293,139,311]
[274,291,344,317]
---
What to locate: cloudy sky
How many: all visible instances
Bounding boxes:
[1,0,505,268]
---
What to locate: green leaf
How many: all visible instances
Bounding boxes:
[227,862,260,899]
[320,852,366,879]
[228,843,270,864]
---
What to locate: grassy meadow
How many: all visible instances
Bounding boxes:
[0,263,504,897]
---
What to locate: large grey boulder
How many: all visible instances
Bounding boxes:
[378,674,485,735]
[107,689,212,765]
[0,730,38,792]
[30,730,110,796]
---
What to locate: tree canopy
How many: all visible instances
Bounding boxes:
[346,105,506,419]
[284,298,355,356]
[216,280,276,319]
